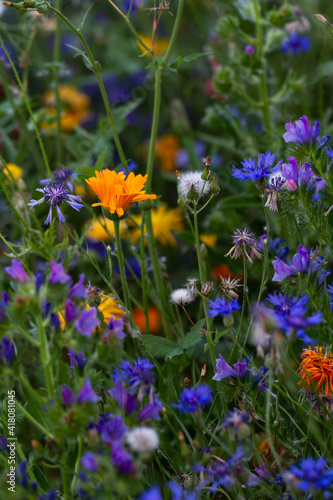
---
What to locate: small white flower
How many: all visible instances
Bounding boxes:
[170,288,195,306]
[177,171,210,199]
[126,427,159,453]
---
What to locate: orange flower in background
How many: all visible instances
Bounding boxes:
[155,134,180,172]
[200,234,217,249]
[86,170,156,218]
[211,263,239,282]
[42,85,90,132]
[133,306,161,334]
[298,346,333,396]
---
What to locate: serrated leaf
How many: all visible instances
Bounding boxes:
[142,335,182,359]
[180,329,203,351]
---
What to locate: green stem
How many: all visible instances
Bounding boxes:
[253,0,272,147]
[265,369,282,470]
[71,436,82,494]
[145,215,173,340]
[257,205,270,303]
[163,0,185,64]
[53,0,62,166]
[62,461,72,500]
[38,315,55,399]
[15,440,36,482]
[15,400,54,439]
[193,205,205,282]
[291,213,304,246]
[0,35,51,176]
[46,3,129,174]
[114,219,132,313]
[229,258,248,361]
[146,65,162,191]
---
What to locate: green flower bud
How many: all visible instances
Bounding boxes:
[210,173,220,195]
[139,198,155,211]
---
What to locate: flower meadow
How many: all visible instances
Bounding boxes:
[2,1,333,500]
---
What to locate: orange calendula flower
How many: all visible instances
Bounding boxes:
[298,346,333,396]
[133,306,161,334]
[155,134,180,172]
[85,170,156,218]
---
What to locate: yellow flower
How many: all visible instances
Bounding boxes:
[130,204,184,246]
[3,163,23,182]
[155,134,180,172]
[94,295,126,323]
[200,234,217,248]
[138,34,170,57]
[86,170,157,218]
[85,216,127,242]
[41,85,90,132]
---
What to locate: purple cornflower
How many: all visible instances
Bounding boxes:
[267,291,309,316]
[74,308,99,337]
[0,291,9,322]
[114,357,155,394]
[65,299,79,322]
[96,414,128,444]
[283,116,320,145]
[245,45,255,55]
[286,457,333,496]
[265,176,286,211]
[1,337,16,364]
[28,182,83,225]
[138,394,163,421]
[223,408,250,431]
[68,350,87,373]
[81,451,99,473]
[105,316,125,340]
[280,157,324,191]
[77,378,100,404]
[68,274,87,299]
[280,33,311,55]
[111,442,134,474]
[108,381,138,415]
[225,227,262,263]
[61,385,75,406]
[213,353,247,381]
[272,245,328,284]
[232,152,281,183]
[207,296,241,318]
[174,384,213,414]
[40,167,76,193]
[5,259,28,283]
[136,486,163,500]
[49,261,71,285]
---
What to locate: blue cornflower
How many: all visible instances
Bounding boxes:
[287,457,333,498]
[174,384,213,413]
[28,182,83,225]
[207,296,241,318]
[280,33,311,55]
[114,357,155,394]
[232,152,281,182]
[213,353,248,381]
[40,167,76,193]
[96,414,128,445]
[68,349,87,373]
[5,259,28,283]
[267,291,308,316]
[108,381,138,415]
[138,394,163,420]
[81,452,99,473]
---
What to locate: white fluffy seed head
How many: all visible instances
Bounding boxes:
[170,288,194,306]
[126,427,159,453]
[177,171,210,199]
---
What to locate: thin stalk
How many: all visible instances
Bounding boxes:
[0,35,51,176]
[145,65,162,191]
[265,369,282,470]
[163,0,185,64]
[53,0,62,165]
[62,462,72,500]
[253,0,272,147]
[71,436,82,494]
[15,440,36,482]
[193,205,205,282]
[257,204,270,303]
[15,400,54,439]
[229,259,248,361]
[140,212,150,334]
[114,219,132,313]
[38,315,55,399]
[46,3,129,174]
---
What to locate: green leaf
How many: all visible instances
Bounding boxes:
[170,52,211,69]
[66,43,94,72]
[32,466,52,493]
[180,329,203,351]
[21,387,51,433]
[142,335,182,359]
[216,194,261,210]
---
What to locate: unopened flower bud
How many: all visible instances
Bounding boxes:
[37,6,46,13]
[201,281,213,297]
[139,198,155,211]
[210,173,220,195]
[223,314,234,328]
[201,165,211,181]
[184,377,190,387]
[201,364,207,377]
[314,14,327,23]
